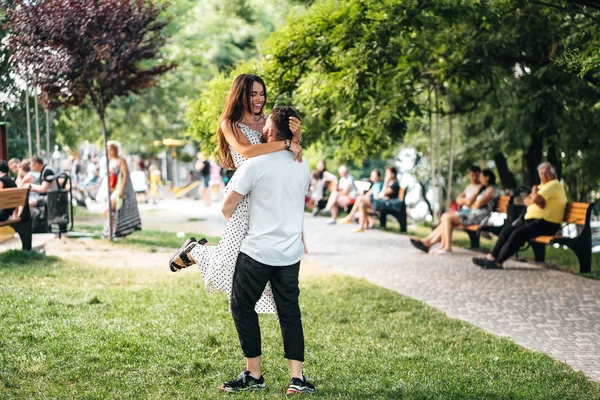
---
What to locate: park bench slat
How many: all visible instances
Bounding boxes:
[529,201,595,273]
[0,187,32,250]
[0,188,29,209]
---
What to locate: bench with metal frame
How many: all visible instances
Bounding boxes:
[463,195,512,249]
[529,201,595,274]
[374,187,407,233]
[0,188,32,250]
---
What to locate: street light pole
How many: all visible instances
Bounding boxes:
[25,87,32,159]
[34,90,40,155]
[46,109,51,157]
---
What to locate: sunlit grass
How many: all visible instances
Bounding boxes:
[1,251,599,399]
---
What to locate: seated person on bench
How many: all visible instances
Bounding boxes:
[339,168,383,224]
[324,165,358,224]
[472,162,566,269]
[0,160,18,222]
[24,155,55,224]
[309,160,337,215]
[353,166,400,233]
[410,169,498,254]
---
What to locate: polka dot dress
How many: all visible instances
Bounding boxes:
[190,122,278,314]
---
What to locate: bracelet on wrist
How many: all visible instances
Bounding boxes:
[284,139,291,151]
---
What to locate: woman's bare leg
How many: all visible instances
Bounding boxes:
[341,196,364,221]
[325,191,338,211]
[440,212,461,252]
[421,225,442,247]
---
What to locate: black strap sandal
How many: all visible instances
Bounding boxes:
[410,238,429,253]
[170,237,197,272]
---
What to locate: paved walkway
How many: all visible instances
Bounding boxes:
[302,216,600,381]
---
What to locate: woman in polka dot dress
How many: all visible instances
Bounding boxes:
[169,74,303,314]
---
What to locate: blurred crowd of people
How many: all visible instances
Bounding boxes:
[306,161,402,232]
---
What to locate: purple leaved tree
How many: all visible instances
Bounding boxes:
[5,0,175,239]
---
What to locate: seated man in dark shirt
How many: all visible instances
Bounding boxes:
[26,155,55,206]
[23,155,55,231]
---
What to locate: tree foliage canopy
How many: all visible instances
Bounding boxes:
[6,0,175,116]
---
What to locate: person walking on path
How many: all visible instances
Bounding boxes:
[473,162,566,269]
[168,74,303,315]
[219,106,314,394]
[101,140,142,239]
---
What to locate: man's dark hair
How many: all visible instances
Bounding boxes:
[0,160,8,174]
[468,164,481,173]
[269,106,301,141]
[32,155,44,165]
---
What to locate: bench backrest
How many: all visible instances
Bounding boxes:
[0,187,29,209]
[495,195,510,213]
[563,202,590,225]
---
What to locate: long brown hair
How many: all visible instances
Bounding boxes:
[216,74,267,170]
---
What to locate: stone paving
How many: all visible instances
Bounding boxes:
[302,216,600,381]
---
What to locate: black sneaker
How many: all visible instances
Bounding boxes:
[286,375,315,395]
[478,258,503,269]
[472,257,487,267]
[220,370,266,393]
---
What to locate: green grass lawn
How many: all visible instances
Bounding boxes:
[1,250,599,399]
[73,224,221,253]
[383,222,600,276]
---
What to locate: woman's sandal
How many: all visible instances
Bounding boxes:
[169,237,208,272]
[409,238,429,253]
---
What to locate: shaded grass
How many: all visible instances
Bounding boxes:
[74,224,220,252]
[384,222,600,276]
[0,251,598,399]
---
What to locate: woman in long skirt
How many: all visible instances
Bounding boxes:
[169,74,302,314]
[102,140,142,239]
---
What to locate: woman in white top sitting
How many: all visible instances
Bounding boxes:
[411,169,498,255]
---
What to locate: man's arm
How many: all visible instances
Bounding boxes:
[29,181,51,194]
[523,185,546,208]
[222,190,245,220]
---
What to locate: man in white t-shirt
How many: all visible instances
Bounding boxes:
[220,106,314,395]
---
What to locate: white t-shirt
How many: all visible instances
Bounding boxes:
[230,150,311,266]
[339,175,358,199]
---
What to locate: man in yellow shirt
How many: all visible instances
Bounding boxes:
[473,162,567,269]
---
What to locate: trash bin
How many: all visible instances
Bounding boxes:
[47,189,69,233]
[47,173,72,235]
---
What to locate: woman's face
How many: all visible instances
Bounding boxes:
[385,169,393,180]
[481,174,489,185]
[249,81,265,115]
[108,146,117,159]
[316,161,325,172]
[370,170,380,182]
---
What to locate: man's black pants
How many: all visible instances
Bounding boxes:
[492,218,560,264]
[230,252,304,361]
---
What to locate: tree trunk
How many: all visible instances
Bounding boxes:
[434,84,442,219]
[547,142,562,180]
[419,180,434,220]
[446,112,454,211]
[99,111,113,241]
[493,152,517,190]
[523,134,543,187]
[428,85,436,221]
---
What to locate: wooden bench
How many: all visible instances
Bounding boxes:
[0,188,32,250]
[374,187,407,233]
[529,201,595,274]
[463,195,511,249]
